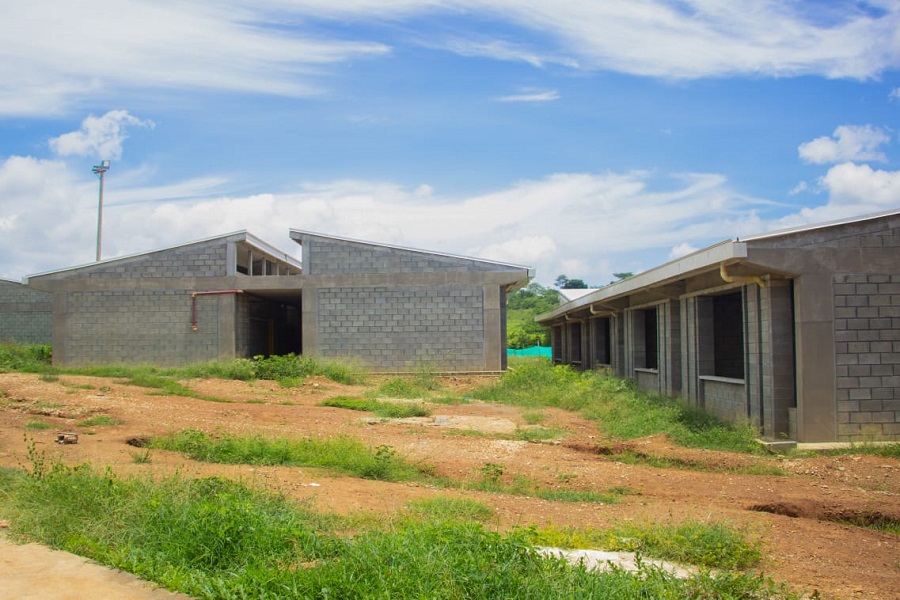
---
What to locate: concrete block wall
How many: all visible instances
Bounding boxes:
[822,225,900,249]
[0,280,52,344]
[682,290,751,427]
[701,378,747,423]
[73,244,228,280]
[315,285,485,370]
[833,273,900,441]
[305,237,514,275]
[62,289,219,365]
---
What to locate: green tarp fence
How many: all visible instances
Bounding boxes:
[507,345,552,358]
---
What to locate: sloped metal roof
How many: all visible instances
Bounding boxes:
[24,230,302,281]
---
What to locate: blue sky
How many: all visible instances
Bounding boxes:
[1,1,899,285]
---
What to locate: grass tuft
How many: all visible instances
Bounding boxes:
[319,396,431,418]
[77,415,123,427]
[476,359,763,454]
[521,519,763,570]
[148,429,425,482]
[0,343,53,373]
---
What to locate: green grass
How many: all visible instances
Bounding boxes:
[76,415,123,427]
[318,395,432,418]
[148,429,427,481]
[0,347,365,394]
[0,343,53,373]
[130,449,152,464]
[0,461,800,599]
[609,451,788,476]
[475,359,764,454]
[462,463,633,504]
[521,410,546,425]
[403,496,495,523]
[521,519,764,570]
[371,375,442,399]
[24,421,53,430]
[795,443,900,459]
[516,425,567,442]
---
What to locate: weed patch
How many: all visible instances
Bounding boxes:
[319,396,431,418]
[521,519,763,570]
[149,429,425,481]
[77,415,123,427]
[463,463,631,504]
[476,360,763,454]
[0,344,53,373]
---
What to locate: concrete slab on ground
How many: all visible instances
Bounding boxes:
[0,536,189,600]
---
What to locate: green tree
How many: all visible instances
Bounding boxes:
[506,283,557,349]
[611,271,634,284]
[554,274,588,289]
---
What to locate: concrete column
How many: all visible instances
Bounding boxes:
[483,285,502,371]
[301,286,319,358]
[217,293,236,361]
[794,273,835,442]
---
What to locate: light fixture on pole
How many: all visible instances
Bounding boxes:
[92,160,110,261]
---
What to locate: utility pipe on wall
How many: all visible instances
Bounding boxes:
[719,263,766,288]
[191,290,243,331]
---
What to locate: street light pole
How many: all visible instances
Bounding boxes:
[92,160,110,262]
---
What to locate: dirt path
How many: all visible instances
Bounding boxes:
[0,373,898,599]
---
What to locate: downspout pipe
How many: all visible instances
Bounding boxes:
[719,263,766,288]
[589,302,615,315]
[191,290,243,331]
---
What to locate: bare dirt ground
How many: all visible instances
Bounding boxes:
[0,372,898,599]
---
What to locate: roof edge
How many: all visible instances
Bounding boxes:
[740,207,900,243]
[536,239,745,322]
[290,229,535,275]
[25,230,301,281]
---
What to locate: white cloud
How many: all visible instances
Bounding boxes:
[2,1,897,117]
[769,162,900,229]
[494,89,560,103]
[668,243,699,260]
[439,37,578,69]
[891,88,900,101]
[453,0,900,80]
[49,111,154,160]
[789,181,809,196]
[288,1,900,79]
[798,125,891,164]
[469,236,556,266]
[0,1,389,116]
[820,162,900,206]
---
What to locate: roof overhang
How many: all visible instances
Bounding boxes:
[536,239,748,323]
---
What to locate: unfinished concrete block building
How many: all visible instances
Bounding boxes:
[0,279,52,345]
[20,230,531,372]
[537,210,900,443]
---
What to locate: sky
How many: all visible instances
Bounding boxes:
[1,1,899,286]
